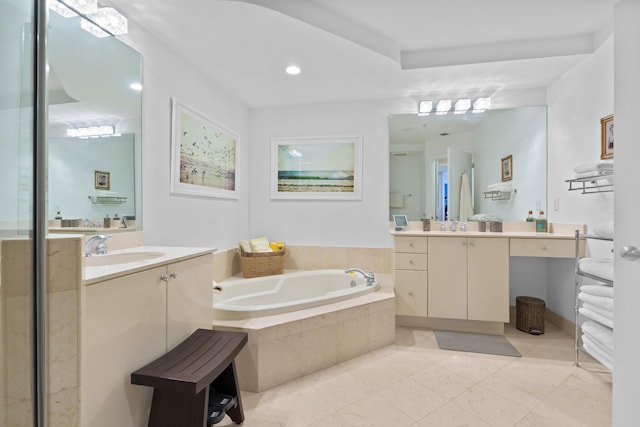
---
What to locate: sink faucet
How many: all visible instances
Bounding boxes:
[85,234,111,257]
[344,268,375,286]
[82,219,99,228]
[450,220,459,231]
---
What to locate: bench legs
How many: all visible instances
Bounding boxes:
[146,361,244,427]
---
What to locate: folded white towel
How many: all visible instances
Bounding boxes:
[591,223,614,240]
[579,258,614,282]
[487,182,512,192]
[580,284,614,298]
[470,213,502,222]
[582,302,613,321]
[581,320,614,351]
[578,292,613,311]
[390,193,404,208]
[574,170,612,179]
[579,307,613,328]
[573,162,614,174]
[582,335,613,371]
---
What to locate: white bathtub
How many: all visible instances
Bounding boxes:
[212,269,380,320]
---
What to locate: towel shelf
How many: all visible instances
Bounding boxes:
[88,195,127,204]
[565,172,613,194]
[574,230,614,371]
[482,190,514,201]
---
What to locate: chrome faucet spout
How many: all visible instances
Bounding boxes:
[84,234,111,257]
[344,268,376,286]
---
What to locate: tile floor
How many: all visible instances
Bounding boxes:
[219,322,612,426]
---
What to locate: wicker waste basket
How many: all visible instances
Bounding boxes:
[516,296,545,334]
[240,250,285,278]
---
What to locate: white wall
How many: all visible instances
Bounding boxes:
[249,91,546,248]
[545,35,614,319]
[117,26,250,250]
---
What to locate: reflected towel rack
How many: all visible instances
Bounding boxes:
[483,189,515,201]
[88,195,128,204]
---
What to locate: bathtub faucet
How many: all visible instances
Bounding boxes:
[344,268,376,286]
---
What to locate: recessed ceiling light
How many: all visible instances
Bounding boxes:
[285,65,301,75]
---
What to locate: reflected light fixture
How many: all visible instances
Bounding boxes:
[473,97,491,113]
[49,0,98,17]
[436,99,451,115]
[418,100,433,116]
[285,65,301,75]
[129,82,143,91]
[67,125,119,139]
[454,98,471,114]
[81,7,128,38]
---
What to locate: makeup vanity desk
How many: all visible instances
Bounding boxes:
[391,221,585,334]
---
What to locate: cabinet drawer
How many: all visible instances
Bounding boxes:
[395,252,428,270]
[394,270,428,317]
[394,236,428,253]
[510,238,576,258]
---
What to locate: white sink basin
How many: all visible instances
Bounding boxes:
[85,251,165,266]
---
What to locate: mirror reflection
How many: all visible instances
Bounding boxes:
[47,10,141,229]
[389,106,547,222]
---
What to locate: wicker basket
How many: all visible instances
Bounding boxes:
[516,296,545,334]
[240,250,285,278]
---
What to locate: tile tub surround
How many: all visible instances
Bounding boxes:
[213,273,396,392]
[213,245,393,282]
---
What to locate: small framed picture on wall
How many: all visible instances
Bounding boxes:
[501,154,513,182]
[95,170,110,190]
[601,114,614,159]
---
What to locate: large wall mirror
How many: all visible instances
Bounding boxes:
[47,10,141,228]
[389,106,547,222]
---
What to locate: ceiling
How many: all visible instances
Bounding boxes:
[103,0,615,109]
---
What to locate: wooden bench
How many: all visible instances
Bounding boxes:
[131,329,248,426]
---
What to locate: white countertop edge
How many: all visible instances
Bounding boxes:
[390,230,578,238]
[83,245,216,285]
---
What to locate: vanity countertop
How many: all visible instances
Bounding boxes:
[83,245,216,285]
[390,221,584,239]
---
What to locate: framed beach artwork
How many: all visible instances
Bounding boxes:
[601,114,614,160]
[270,135,363,200]
[170,98,238,199]
[501,154,513,182]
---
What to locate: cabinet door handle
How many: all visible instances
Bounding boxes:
[160,274,169,282]
[542,246,548,251]
[462,241,467,246]
[170,272,179,279]
[409,242,414,247]
[408,292,414,297]
[409,259,414,264]
[469,241,475,247]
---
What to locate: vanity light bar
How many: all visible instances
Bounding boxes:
[49,0,98,17]
[81,7,128,38]
[418,97,491,116]
[435,99,451,115]
[67,125,118,139]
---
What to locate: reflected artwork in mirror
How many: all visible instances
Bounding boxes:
[389,106,547,222]
[47,10,141,229]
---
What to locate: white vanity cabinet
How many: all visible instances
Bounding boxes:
[393,236,429,317]
[428,236,509,322]
[81,252,214,427]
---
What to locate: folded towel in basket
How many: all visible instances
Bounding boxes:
[578,292,613,311]
[581,320,614,352]
[573,162,614,174]
[582,335,613,371]
[580,284,614,298]
[579,307,613,329]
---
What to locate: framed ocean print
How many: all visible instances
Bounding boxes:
[270,135,363,200]
[600,114,614,160]
[170,98,238,199]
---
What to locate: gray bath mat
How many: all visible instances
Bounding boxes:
[434,330,521,357]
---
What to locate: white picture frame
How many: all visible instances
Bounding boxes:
[270,135,363,200]
[170,98,238,199]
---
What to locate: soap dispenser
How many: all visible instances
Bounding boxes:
[103,214,111,228]
[535,210,547,232]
